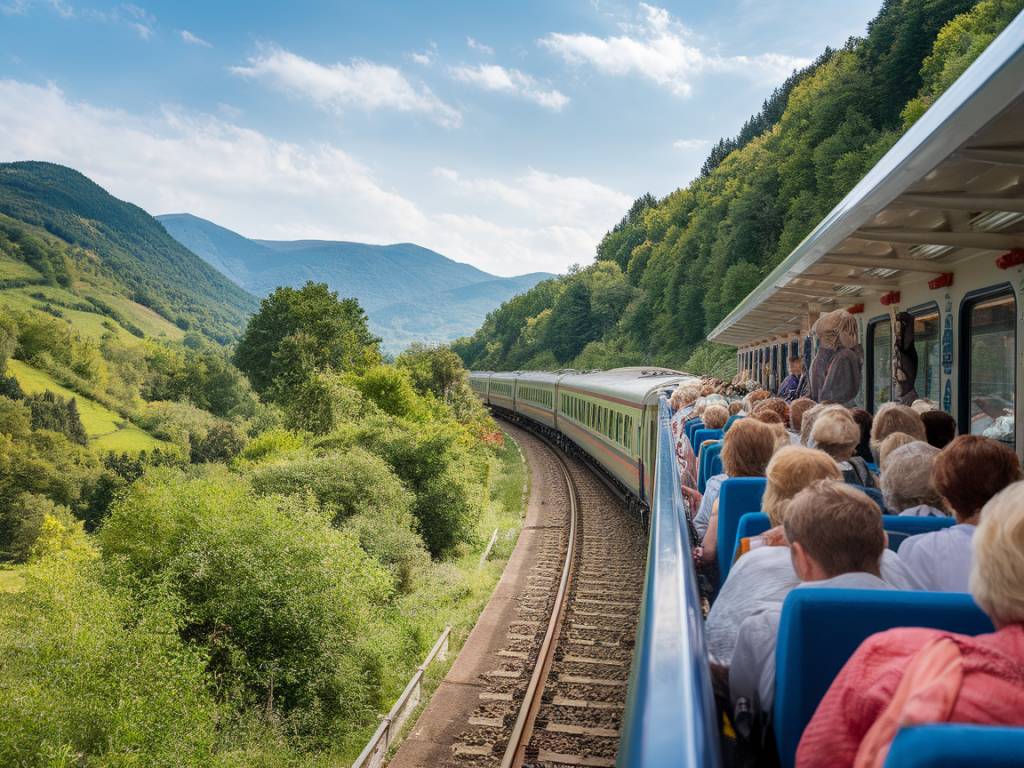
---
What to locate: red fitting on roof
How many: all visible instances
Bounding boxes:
[880,291,901,306]
[996,249,1024,270]
[928,273,954,290]
[846,304,865,314]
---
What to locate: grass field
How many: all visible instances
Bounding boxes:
[0,566,24,593]
[0,254,42,281]
[8,359,169,453]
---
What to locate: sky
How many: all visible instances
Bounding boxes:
[0,0,883,276]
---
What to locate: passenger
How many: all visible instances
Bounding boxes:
[921,409,957,449]
[670,383,701,440]
[789,397,815,445]
[810,409,876,488]
[870,403,926,461]
[880,442,949,517]
[755,397,790,426]
[729,401,744,417]
[797,481,1024,768]
[729,482,890,720]
[778,356,809,402]
[849,408,874,464]
[695,418,780,549]
[911,398,939,414]
[898,436,1022,592]
[800,403,844,447]
[702,404,729,431]
[754,409,785,426]
[745,389,771,413]
[877,432,917,470]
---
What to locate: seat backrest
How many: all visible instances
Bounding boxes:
[885,724,1024,767]
[704,446,724,489]
[684,418,704,444]
[773,589,994,768]
[693,429,723,452]
[732,512,770,563]
[853,484,890,514]
[696,438,723,493]
[716,477,768,583]
[881,514,955,538]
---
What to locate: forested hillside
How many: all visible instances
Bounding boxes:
[0,163,258,342]
[454,0,1023,376]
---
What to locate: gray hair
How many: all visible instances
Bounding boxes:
[880,442,946,513]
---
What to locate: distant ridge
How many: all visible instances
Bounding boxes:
[158,212,553,353]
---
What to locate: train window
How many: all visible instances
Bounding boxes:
[961,288,1016,447]
[868,317,893,409]
[912,306,941,402]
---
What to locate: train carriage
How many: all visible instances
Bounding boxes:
[486,371,518,412]
[468,371,492,405]
[512,371,559,430]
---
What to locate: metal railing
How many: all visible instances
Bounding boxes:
[617,397,721,767]
[352,626,452,768]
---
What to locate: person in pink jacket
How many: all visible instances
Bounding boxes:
[796,480,1024,768]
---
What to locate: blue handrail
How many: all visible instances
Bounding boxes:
[618,397,721,767]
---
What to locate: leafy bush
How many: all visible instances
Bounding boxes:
[0,551,222,767]
[1,492,81,562]
[347,365,425,420]
[279,370,371,435]
[238,427,305,463]
[190,421,246,463]
[99,467,398,745]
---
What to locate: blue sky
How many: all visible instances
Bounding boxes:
[0,0,882,275]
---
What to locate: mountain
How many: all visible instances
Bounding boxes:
[0,163,258,342]
[157,212,553,353]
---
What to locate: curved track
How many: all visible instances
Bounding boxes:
[448,420,647,768]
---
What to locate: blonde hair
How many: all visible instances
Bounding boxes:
[970,481,1024,626]
[870,403,926,454]
[877,432,918,469]
[703,404,729,430]
[721,418,778,477]
[810,409,860,460]
[880,442,946,513]
[800,403,845,446]
[763,446,842,527]
[911,398,939,414]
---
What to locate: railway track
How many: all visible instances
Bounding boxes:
[447,423,647,768]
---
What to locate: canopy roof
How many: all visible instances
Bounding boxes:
[709,12,1024,348]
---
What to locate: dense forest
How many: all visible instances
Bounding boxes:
[0,181,525,764]
[454,0,1024,377]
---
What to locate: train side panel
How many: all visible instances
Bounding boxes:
[514,372,559,429]
[488,372,518,412]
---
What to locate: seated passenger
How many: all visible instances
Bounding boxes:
[729,481,890,719]
[797,481,1024,768]
[789,397,815,445]
[670,383,701,440]
[850,408,874,464]
[898,435,1022,592]
[729,401,744,417]
[810,409,876,488]
[870,403,926,462]
[877,431,917,470]
[778,356,809,402]
[702,404,729,432]
[880,442,949,517]
[753,409,784,426]
[921,409,957,449]
[911,398,939,414]
[755,397,790,426]
[799,403,844,446]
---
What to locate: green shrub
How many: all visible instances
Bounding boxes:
[99,466,398,745]
[190,421,246,463]
[347,365,425,420]
[279,370,370,435]
[238,427,306,463]
[0,551,222,767]
[1,492,81,562]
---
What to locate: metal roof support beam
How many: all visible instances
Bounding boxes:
[852,228,1024,249]
[896,193,1024,212]
[790,273,900,288]
[955,146,1024,167]
[820,255,950,273]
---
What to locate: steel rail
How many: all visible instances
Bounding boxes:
[499,431,579,768]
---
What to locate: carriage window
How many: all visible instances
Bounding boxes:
[913,309,941,402]
[964,292,1016,447]
[869,318,892,409]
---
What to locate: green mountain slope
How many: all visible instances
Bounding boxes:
[158,212,553,353]
[454,0,1022,374]
[0,163,258,342]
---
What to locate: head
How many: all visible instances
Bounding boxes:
[810,408,860,461]
[753,409,784,426]
[746,389,770,411]
[669,388,685,410]
[911,398,938,414]
[702,404,729,430]
[880,442,946,514]
[785,481,886,580]
[800,403,845,446]
[693,397,707,419]
[790,397,815,434]
[763,446,842,527]
[970,482,1024,628]
[729,401,744,416]
[721,418,779,478]
[870,403,926,456]
[788,355,804,376]
[849,408,874,462]
[933,435,1022,523]
[877,432,918,470]
[921,409,957,450]
[755,397,790,425]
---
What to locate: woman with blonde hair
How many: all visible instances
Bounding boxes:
[810,408,876,487]
[798,481,1024,768]
[870,403,926,459]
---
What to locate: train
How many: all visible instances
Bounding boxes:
[469,367,698,511]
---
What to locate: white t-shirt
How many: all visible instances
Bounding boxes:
[694,473,728,539]
[898,523,976,592]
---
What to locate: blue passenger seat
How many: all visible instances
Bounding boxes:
[684,418,703,445]
[693,430,723,492]
[853,484,891,514]
[716,477,767,585]
[702,445,724,492]
[882,514,954,551]
[773,590,994,768]
[731,512,770,563]
[884,724,1024,767]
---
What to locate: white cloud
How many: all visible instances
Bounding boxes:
[0,79,618,275]
[673,138,710,151]
[180,29,211,47]
[3,0,154,37]
[466,36,494,55]
[410,41,437,66]
[449,63,569,111]
[540,2,809,96]
[231,46,462,128]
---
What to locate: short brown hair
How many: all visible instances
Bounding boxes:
[755,397,790,424]
[721,418,778,478]
[754,409,784,425]
[703,404,729,430]
[790,397,815,432]
[763,446,842,526]
[729,401,744,416]
[785,481,885,577]
[870,403,926,454]
[933,435,1022,522]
